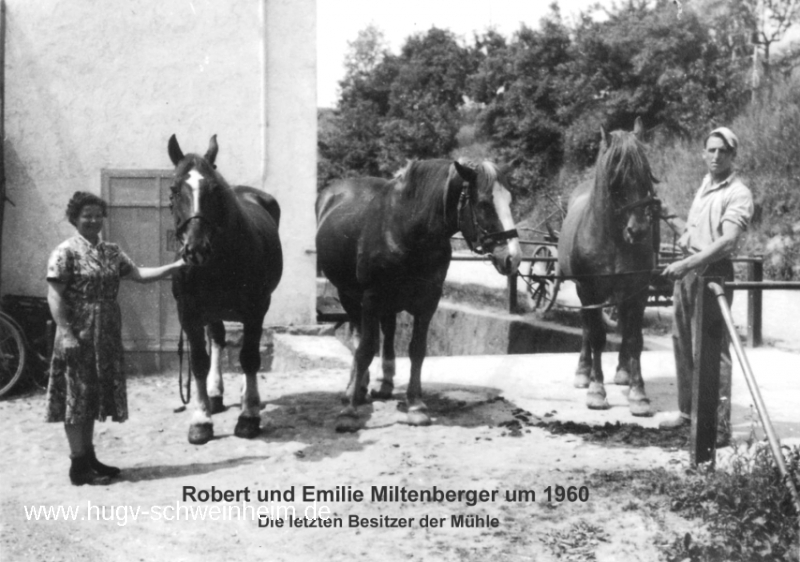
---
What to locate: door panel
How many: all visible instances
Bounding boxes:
[103,170,176,373]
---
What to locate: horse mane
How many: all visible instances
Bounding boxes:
[392,158,500,231]
[392,159,452,229]
[595,131,654,200]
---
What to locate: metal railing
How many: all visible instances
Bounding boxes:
[451,250,769,347]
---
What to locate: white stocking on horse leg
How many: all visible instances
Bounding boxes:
[189,376,214,444]
[207,338,225,414]
[240,373,261,419]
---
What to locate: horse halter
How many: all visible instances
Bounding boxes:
[457,183,518,255]
[168,185,221,240]
[613,195,662,219]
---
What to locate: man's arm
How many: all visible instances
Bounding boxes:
[662,221,743,280]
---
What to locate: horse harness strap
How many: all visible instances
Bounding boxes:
[174,214,219,238]
[457,184,518,254]
[519,267,663,311]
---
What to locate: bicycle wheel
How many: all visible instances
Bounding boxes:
[0,312,27,398]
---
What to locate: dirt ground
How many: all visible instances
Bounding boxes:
[5,338,784,562]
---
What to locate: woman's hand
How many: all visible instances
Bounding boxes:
[62,331,80,363]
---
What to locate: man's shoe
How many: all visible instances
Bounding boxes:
[659,415,690,430]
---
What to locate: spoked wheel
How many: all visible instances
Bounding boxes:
[525,245,560,312]
[0,312,27,398]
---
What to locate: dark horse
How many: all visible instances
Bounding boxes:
[557,118,660,416]
[316,159,522,431]
[168,135,283,444]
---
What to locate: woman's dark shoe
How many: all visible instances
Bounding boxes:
[69,455,111,486]
[88,448,121,477]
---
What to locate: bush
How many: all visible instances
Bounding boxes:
[662,442,800,562]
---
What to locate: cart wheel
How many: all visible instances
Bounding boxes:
[525,245,560,311]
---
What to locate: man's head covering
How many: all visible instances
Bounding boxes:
[705,127,739,154]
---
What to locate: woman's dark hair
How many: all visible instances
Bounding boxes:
[66,191,107,226]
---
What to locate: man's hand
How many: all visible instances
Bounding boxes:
[662,258,693,281]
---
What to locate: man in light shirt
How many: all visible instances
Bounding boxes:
[659,127,754,447]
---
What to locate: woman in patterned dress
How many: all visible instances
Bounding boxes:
[46,192,185,485]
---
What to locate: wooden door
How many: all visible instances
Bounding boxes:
[102,170,180,374]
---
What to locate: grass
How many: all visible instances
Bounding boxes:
[583,440,800,562]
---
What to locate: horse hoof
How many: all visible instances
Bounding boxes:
[370,385,394,400]
[343,386,371,406]
[188,423,214,445]
[587,396,611,410]
[629,399,653,417]
[209,396,225,414]
[574,373,590,388]
[406,409,432,426]
[614,370,631,386]
[586,383,609,410]
[234,416,261,439]
[335,412,361,433]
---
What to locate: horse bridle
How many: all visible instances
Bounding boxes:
[457,183,518,255]
[614,195,662,218]
[169,184,221,241]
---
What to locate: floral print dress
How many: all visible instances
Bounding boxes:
[45,235,135,423]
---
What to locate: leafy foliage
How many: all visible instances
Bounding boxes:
[660,443,800,562]
[320,1,756,198]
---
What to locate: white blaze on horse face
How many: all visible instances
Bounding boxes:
[186,169,204,215]
[492,181,522,268]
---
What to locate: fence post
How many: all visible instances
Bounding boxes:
[691,275,724,467]
[507,272,518,313]
[747,258,763,348]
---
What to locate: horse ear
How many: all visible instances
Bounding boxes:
[633,117,644,139]
[205,135,219,166]
[168,134,184,166]
[599,127,611,151]
[453,161,477,184]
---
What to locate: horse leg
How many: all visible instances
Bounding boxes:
[207,321,226,414]
[583,308,610,410]
[574,284,592,388]
[614,333,631,386]
[234,319,264,438]
[336,298,379,432]
[574,324,592,388]
[370,314,396,400]
[619,300,652,417]
[186,324,214,445]
[405,311,433,426]
[339,291,370,402]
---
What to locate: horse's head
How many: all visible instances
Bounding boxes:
[597,117,659,245]
[449,160,522,275]
[167,134,225,266]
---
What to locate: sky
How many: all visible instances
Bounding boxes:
[316,0,607,108]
